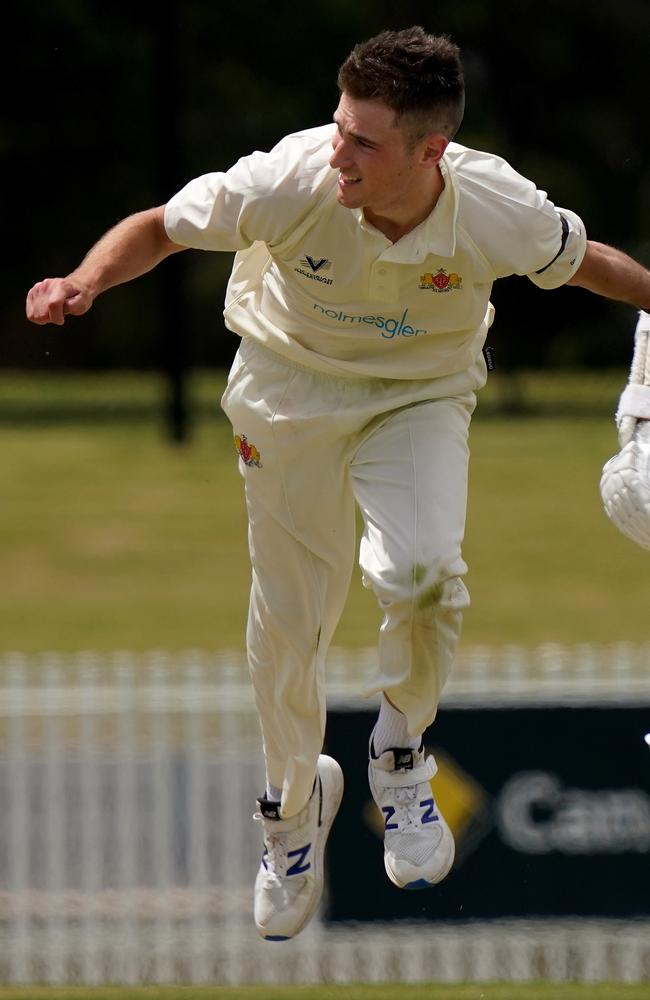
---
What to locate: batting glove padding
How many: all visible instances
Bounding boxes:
[600,311,650,549]
[601,422,650,550]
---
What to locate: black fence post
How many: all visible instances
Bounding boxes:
[153,2,189,444]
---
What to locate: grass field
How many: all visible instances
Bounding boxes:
[2,369,650,653]
[0,984,647,1000]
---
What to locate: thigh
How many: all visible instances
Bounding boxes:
[351,395,474,601]
[223,341,351,557]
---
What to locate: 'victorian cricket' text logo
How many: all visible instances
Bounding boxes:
[420,268,462,292]
[294,254,334,286]
[234,434,262,468]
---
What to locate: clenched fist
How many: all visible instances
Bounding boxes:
[26,277,94,326]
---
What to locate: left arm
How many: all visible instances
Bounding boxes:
[565,244,650,551]
[567,240,650,311]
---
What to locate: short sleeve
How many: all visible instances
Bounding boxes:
[163,126,334,253]
[450,146,588,288]
[526,207,587,289]
[164,170,253,252]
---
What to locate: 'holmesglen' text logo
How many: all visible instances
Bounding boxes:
[313,303,427,339]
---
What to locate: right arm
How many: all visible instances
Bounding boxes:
[26,205,186,325]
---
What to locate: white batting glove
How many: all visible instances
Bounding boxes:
[600,311,650,549]
[614,310,650,446]
[600,420,650,550]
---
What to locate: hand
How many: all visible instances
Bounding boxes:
[600,420,650,550]
[25,277,94,326]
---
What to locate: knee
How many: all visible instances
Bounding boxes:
[366,556,470,612]
[418,573,470,613]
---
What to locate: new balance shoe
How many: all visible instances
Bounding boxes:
[368,733,454,890]
[253,754,344,940]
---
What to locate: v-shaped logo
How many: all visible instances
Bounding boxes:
[301,255,331,273]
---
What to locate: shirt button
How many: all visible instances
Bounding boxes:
[378,267,387,275]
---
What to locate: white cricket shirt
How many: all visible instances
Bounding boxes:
[164,124,587,380]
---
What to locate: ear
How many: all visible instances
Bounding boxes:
[418,133,449,168]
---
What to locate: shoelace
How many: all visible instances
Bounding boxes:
[391,784,422,830]
[264,834,289,880]
[254,813,289,880]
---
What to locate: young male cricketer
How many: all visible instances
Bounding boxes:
[26,27,650,941]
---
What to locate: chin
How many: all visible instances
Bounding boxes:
[337,189,364,209]
[336,193,356,210]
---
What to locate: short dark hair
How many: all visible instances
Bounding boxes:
[337,26,465,145]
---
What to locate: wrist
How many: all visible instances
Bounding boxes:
[67,269,99,303]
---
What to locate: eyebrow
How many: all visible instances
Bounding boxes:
[333,114,380,149]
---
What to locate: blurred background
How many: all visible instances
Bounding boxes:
[2,0,650,989]
[7,0,650,375]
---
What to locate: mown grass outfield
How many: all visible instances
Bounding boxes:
[2,369,650,653]
[0,984,648,1000]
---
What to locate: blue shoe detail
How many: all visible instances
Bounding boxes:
[404,878,433,890]
[265,934,290,941]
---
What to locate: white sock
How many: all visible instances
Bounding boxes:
[372,694,421,755]
[265,783,282,803]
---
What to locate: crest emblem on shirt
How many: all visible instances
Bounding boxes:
[234,434,262,468]
[420,268,462,292]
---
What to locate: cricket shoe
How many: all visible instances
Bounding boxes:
[368,733,454,890]
[253,754,344,941]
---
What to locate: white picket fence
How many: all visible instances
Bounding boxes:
[0,644,649,986]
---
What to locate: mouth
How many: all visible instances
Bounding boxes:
[338,173,362,188]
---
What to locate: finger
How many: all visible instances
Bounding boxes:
[62,292,87,317]
[27,281,67,325]
[47,299,67,325]
[40,286,67,325]
[25,284,47,322]
[25,282,50,324]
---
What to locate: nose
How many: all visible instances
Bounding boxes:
[329,133,352,170]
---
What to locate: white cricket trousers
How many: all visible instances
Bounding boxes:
[221,337,486,818]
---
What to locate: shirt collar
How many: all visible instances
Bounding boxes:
[353,153,459,263]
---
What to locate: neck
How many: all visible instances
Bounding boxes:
[364,166,445,243]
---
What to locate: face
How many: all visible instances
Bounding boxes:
[329,92,446,222]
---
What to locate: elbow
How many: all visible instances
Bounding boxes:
[565,241,607,290]
[151,205,186,258]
